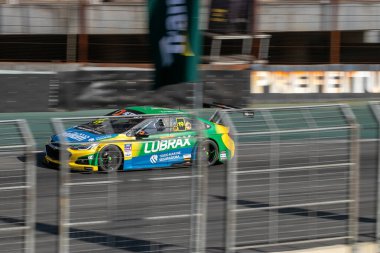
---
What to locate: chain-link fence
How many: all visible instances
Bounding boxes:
[0,120,36,253]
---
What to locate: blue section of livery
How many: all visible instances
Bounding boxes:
[123,147,193,170]
[52,127,118,143]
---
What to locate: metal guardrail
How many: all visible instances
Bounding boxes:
[220,105,360,253]
[51,113,207,253]
[368,102,380,253]
[0,120,36,253]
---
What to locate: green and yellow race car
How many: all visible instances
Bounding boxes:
[44,106,235,172]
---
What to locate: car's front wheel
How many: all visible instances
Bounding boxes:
[198,140,219,166]
[97,145,123,172]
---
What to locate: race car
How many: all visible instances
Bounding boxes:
[44,106,235,172]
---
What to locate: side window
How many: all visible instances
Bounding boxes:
[141,118,169,135]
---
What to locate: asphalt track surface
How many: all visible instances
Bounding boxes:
[0,108,378,253]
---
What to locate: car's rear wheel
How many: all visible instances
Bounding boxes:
[98,145,123,172]
[198,140,219,166]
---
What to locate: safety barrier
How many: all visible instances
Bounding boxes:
[0,104,375,253]
[368,102,380,249]
[219,105,360,252]
[0,120,36,253]
[51,113,207,253]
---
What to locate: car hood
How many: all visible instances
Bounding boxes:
[51,127,118,144]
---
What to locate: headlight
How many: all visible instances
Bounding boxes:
[69,143,98,150]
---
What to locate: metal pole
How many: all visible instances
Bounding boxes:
[340,105,359,253]
[18,120,36,253]
[78,0,88,62]
[52,118,71,253]
[221,110,238,253]
[369,102,380,253]
[330,0,341,63]
[262,111,280,244]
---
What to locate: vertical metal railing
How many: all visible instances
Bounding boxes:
[220,110,238,253]
[368,101,380,253]
[223,104,360,253]
[18,120,37,253]
[0,119,36,253]
[340,105,360,253]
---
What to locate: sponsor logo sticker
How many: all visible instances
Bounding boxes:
[62,132,90,141]
[220,151,227,160]
[144,138,191,154]
[124,144,132,157]
[150,155,158,164]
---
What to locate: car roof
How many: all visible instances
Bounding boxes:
[123,106,185,115]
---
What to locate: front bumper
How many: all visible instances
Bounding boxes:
[45,144,98,172]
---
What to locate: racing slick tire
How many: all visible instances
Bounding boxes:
[198,139,219,166]
[98,145,123,172]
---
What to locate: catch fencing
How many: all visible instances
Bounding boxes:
[51,113,207,253]
[0,104,372,253]
[0,120,36,253]
[220,105,360,252]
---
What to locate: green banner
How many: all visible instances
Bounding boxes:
[148,0,200,89]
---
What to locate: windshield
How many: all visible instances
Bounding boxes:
[75,117,145,134]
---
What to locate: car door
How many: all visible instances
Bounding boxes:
[132,115,199,169]
[132,117,173,169]
[164,115,199,165]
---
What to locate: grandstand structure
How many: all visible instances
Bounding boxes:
[0,0,378,64]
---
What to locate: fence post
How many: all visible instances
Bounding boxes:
[18,119,36,253]
[340,105,360,253]
[261,110,280,244]
[369,102,380,253]
[52,118,70,253]
[220,110,238,253]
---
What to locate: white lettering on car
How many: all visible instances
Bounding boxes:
[144,138,191,154]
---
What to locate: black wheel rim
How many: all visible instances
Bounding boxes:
[201,141,218,166]
[98,146,122,172]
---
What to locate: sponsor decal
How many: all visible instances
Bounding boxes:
[144,138,191,154]
[150,151,185,164]
[183,154,191,160]
[124,144,132,157]
[174,118,186,131]
[150,155,158,164]
[220,151,227,160]
[113,109,137,116]
[62,132,90,142]
[92,119,106,125]
[88,155,94,160]
[95,135,115,141]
